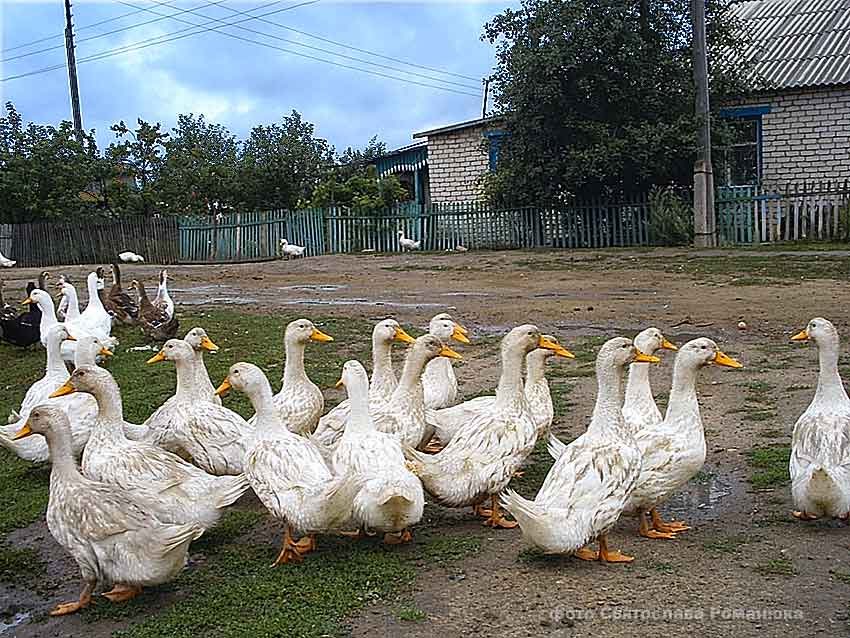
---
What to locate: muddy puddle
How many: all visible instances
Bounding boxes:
[663,466,746,522]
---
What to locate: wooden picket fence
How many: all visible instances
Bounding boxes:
[717,180,850,244]
[6,216,179,268]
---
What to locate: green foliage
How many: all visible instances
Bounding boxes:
[747,446,791,489]
[309,165,408,209]
[482,0,758,204]
[648,185,694,246]
[0,546,43,582]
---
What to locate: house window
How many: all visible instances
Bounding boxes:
[484,130,508,171]
[717,105,770,186]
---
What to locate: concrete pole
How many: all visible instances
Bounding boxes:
[691,0,715,247]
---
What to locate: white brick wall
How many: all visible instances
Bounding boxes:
[734,85,850,186]
[425,125,491,203]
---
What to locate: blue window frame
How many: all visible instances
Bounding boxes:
[717,105,770,186]
[484,130,508,171]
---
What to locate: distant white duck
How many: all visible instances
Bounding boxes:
[501,338,657,561]
[118,251,145,263]
[57,277,81,323]
[789,318,850,520]
[152,269,175,321]
[280,239,306,259]
[333,360,424,544]
[219,362,361,565]
[397,230,421,252]
[24,289,80,362]
[76,271,115,344]
[422,313,470,410]
[0,249,15,268]
[12,406,203,616]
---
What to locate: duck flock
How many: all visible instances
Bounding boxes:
[0,262,847,619]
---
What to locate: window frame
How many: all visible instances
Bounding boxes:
[717,105,770,187]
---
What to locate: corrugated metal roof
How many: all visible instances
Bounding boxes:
[729,0,850,88]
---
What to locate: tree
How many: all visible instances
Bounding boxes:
[0,102,104,223]
[107,118,169,216]
[156,114,240,215]
[482,0,756,205]
[239,110,334,211]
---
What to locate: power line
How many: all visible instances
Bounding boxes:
[119,0,481,90]
[1,0,481,98]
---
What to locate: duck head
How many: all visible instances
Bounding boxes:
[216,361,266,397]
[75,334,113,365]
[411,334,463,364]
[49,364,112,398]
[527,334,575,367]
[503,324,571,359]
[336,359,371,396]
[146,339,194,364]
[792,317,838,350]
[285,318,333,345]
[184,327,219,353]
[23,288,56,313]
[596,337,659,373]
[675,337,743,369]
[373,318,416,346]
[12,404,69,441]
[634,327,677,357]
[428,313,470,345]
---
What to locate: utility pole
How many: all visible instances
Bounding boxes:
[691,0,715,248]
[482,78,490,119]
[64,0,84,144]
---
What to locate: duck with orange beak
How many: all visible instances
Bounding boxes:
[421,313,471,410]
[247,319,334,436]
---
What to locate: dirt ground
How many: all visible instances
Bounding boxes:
[3,246,850,637]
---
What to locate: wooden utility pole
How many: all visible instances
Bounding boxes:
[482,78,490,119]
[64,0,84,144]
[691,0,715,247]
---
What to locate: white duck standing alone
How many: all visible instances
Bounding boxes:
[433,335,575,444]
[144,339,250,475]
[789,318,850,519]
[405,325,563,527]
[118,251,145,263]
[280,239,306,259]
[218,363,361,565]
[254,319,334,435]
[333,360,424,544]
[397,230,421,252]
[13,406,203,615]
[501,338,658,561]
[421,313,470,410]
[618,338,742,538]
[50,366,250,530]
[314,319,416,447]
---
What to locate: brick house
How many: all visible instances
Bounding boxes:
[719,0,850,187]
[374,116,504,204]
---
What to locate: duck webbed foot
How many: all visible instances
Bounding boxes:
[597,534,634,563]
[481,496,518,529]
[50,581,94,616]
[791,510,819,521]
[102,584,142,603]
[271,526,306,566]
[293,534,317,554]
[650,507,690,533]
[383,529,413,545]
[638,510,678,539]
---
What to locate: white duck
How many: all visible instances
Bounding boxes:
[252,319,334,435]
[118,251,145,263]
[182,327,222,405]
[333,360,424,543]
[23,289,78,361]
[1,333,113,462]
[789,318,850,519]
[50,366,250,530]
[57,277,81,323]
[501,338,657,561]
[218,362,361,565]
[152,269,175,320]
[596,338,742,538]
[433,335,575,444]
[404,325,563,527]
[12,324,73,421]
[12,406,202,615]
[313,319,416,447]
[143,339,250,475]
[0,249,15,268]
[622,327,678,434]
[280,239,306,259]
[421,313,470,410]
[76,271,114,340]
[397,230,421,251]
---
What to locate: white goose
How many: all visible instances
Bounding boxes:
[502,338,656,561]
[218,362,361,564]
[280,239,306,259]
[118,251,145,263]
[12,406,202,616]
[397,230,421,251]
[421,313,469,410]
[313,319,416,447]
[789,318,850,519]
[50,366,250,530]
[333,360,424,544]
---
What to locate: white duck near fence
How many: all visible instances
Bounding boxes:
[397,230,421,252]
[279,239,306,259]
[0,249,15,268]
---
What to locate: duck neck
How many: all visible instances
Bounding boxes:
[87,277,105,312]
[525,353,548,388]
[625,361,654,408]
[664,359,701,426]
[73,341,96,369]
[346,379,373,434]
[814,338,849,405]
[192,350,214,392]
[45,427,79,477]
[283,339,308,386]
[136,282,153,311]
[246,377,283,435]
[370,338,397,394]
[37,298,58,334]
[396,349,428,406]
[65,287,80,317]
[174,357,203,400]
[496,346,527,411]
[591,363,628,435]
[45,336,67,376]
[92,381,125,432]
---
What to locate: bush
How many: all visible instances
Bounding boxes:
[648,186,693,246]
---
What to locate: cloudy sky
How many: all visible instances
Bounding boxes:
[0,0,516,154]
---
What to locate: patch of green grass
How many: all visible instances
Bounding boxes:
[0,545,42,582]
[702,535,755,555]
[785,384,812,392]
[830,569,850,585]
[755,558,796,577]
[394,605,427,622]
[0,453,50,535]
[511,439,557,496]
[692,470,714,484]
[747,446,791,489]
[417,534,481,565]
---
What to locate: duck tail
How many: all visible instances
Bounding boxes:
[324,472,365,511]
[500,489,541,528]
[547,433,568,461]
[402,444,438,482]
[159,523,204,556]
[213,474,251,509]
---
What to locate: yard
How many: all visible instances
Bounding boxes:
[2,245,849,637]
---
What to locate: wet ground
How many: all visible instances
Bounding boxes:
[3,247,850,637]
